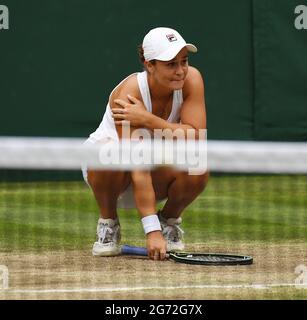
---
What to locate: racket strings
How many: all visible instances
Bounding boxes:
[189,255,245,262]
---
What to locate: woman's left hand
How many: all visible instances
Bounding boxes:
[112,94,150,127]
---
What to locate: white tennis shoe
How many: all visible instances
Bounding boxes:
[158,212,185,251]
[92,218,121,256]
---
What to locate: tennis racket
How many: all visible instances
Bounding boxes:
[121,245,253,266]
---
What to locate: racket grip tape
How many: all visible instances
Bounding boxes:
[121,245,148,256]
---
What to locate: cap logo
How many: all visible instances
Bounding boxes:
[166,34,177,42]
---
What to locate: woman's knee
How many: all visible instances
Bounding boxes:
[180,170,209,194]
[198,171,209,190]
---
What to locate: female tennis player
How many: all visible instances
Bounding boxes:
[83,27,208,261]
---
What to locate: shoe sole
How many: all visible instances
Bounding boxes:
[92,247,121,257]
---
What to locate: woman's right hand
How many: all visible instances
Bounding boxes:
[112,94,151,127]
[146,230,167,261]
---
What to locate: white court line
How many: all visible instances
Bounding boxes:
[1,283,306,294]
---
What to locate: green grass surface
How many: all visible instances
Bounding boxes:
[0,175,306,251]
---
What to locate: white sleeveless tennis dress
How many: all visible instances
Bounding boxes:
[82,70,183,208]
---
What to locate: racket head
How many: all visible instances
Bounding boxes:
[168,252,253,266]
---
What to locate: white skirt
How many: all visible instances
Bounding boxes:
[81,137,139,209]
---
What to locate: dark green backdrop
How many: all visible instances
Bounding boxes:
[0,0,306,141]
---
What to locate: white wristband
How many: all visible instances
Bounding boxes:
[141,214,162,234]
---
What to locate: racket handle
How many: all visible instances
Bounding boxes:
[121,245,148,256]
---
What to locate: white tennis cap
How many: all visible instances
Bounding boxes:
[142,27,198,62]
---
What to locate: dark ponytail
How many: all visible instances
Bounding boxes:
[137,44,145,64]
[137,44,156,67]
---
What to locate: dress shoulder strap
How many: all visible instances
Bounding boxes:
[137,71,152,112]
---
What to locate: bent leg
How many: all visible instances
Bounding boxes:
[87,169,131,219]
[151,168,209,218]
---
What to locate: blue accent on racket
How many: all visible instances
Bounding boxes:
[121,245,148,256]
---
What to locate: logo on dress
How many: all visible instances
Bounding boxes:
[166,34,177,42]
